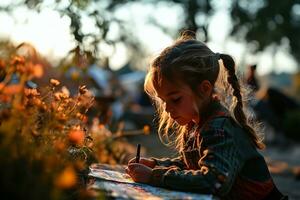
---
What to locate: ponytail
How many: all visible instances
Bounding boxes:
[220,53,265,149]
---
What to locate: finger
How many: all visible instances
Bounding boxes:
[128,157,136,164]
[128,163,137,170]
[129,157,147,164]
[126,166,138,181]
[125,167,129,174]
[128,163,144,171]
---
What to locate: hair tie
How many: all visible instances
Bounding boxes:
[211,52,220,70]
[215,53,220,60]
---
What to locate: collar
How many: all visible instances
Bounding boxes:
[188,99,229,131]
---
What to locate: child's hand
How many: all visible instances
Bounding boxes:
[126,163,152,183]
[128,157,156,168]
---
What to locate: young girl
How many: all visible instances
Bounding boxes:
[126,31,286,200]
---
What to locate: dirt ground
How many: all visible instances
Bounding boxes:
[127,133,300,200]
[261,145,300,200]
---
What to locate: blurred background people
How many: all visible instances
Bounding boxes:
[245,64,300,145]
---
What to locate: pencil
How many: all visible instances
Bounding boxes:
[136,144,141,163]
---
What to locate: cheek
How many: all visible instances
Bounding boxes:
[189,98,203,121]
[181,98,199,117]
[190,107,200,121]
[192,101,200,114]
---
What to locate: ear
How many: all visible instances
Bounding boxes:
[197,80,213,96]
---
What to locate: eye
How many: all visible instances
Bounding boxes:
[171,97,181,103]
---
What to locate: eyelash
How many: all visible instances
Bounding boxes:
[172,97,181,103]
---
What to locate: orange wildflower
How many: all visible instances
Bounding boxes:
[61,86,70,98]
[31,63,43,78]
[55,166,77,189]
[0,59,6,69]
[68,130,85,145]
[98,124,105,129]
[81,115,88,123]
[57,106,63,112]
[54,92,62,101]
[32,98,42,107]
[3,84,23,95]
[56,113,67,123]
[50,79,60,87]
[24,88,40,97]
[143,125,151,135]
[60,92,69,99]
[78,85,88,95]
[0,83,5,91]
[11,55,25,66]
[54,140,66,152]
[76,112,82,119]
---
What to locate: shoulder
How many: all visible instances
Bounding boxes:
[205,116,231,129]
[199,117,234,146]
[201,116,258,158]
[201,116,234,137]
[200,116,251,146]
[202,116,247,138]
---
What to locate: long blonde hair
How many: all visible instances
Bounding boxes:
[144,31,265,151]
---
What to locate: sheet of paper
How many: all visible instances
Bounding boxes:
[88,164,215,200]
[89,181,214,200]
[89,165,134,183]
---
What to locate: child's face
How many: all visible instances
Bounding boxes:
[156,78,201,125]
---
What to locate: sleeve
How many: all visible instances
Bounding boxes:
[149,125,245,196]
[151,156,185,169]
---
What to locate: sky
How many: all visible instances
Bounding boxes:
[0,0,298,75]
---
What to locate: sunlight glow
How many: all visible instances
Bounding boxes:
[0,8,75,64]
[0,1,298,74]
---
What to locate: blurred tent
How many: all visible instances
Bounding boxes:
[115,63,134,75]
[71,62,146,100]
[118,70,146,102]
[66,63,145,128]
[117,69,154,130]
[87,64,113,97]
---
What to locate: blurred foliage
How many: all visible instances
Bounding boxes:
[147,0,214,41]
[0,0,217,63]
[230,0,300,67]
[0,42,150,199]
[0,0,145,69]
[3,0,300,68]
